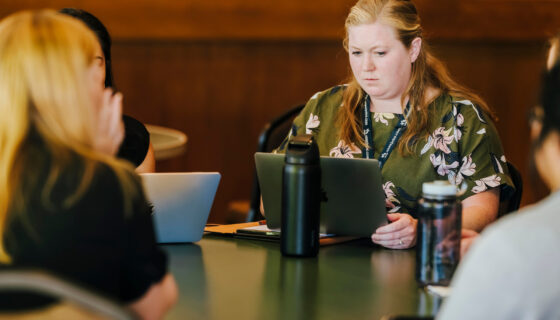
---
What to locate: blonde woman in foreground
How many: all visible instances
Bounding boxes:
[0,10,176,319]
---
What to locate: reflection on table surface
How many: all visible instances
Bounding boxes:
[162,235,441,320]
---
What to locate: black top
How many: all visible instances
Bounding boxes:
[118,115,150,167]
[0,143,166,309]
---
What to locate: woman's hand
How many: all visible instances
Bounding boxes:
[460,229,479,258]
[93,89,124,156]
[371,213,417,249]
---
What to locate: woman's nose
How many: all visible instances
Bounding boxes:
[364,54,375,71]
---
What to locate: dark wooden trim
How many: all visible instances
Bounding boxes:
[1,0,560,41]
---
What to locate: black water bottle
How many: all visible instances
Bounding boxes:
[281,134,321,257]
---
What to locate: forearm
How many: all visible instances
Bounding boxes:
[128,273,178,320]
[461,189,500,232]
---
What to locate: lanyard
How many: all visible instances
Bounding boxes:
[361,94,410,169]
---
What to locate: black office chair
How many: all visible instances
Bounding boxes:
[498,161,523,217]
[0,271,134,319]
[244,104,305,222]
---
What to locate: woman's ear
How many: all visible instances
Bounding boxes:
[409,37,422,63]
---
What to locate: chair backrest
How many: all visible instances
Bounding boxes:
[246,104,305,222]
[499,161,523,216]
[0,271,134,320]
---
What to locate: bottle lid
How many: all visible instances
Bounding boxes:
[285,134,320,165]
[422,180,457,197]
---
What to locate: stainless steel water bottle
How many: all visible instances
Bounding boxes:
[281,134,321,257]
[416,180,462,286]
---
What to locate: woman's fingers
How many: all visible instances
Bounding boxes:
[372,235,415,249]
[94,89,124,155]
[375,213,414,234]
[371,213,418,249]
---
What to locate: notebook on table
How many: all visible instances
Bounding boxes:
[140,172,220,243]
[254,152,387,237]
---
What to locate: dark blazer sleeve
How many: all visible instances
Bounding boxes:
[118,115,150,167]
[120,174,167,302]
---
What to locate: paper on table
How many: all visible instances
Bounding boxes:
[237,225,335,238]
[204,221,261,235]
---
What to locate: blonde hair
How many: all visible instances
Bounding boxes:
[339,0,495,153]
[0,10,137,263]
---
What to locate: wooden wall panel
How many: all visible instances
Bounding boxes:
[0,0,558,221]
[2,0,560,40]
[111,41,349,222]
[110,40,549,222]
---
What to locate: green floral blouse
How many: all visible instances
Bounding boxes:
[275,85,514,216]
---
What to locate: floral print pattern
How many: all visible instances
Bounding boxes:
[329,140,361,158]
[383,181,401,213]
[421,127,454,154]
[373,112,395,126]
[275,87,514,216]
[472,175,502,193]
[305,113,320,134]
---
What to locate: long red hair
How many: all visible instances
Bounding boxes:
[339,0,496,154]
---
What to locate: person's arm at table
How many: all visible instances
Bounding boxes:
[461,188,499,231]
[371,189,499,249]
[135,142,156,173]
[128,273,178,320]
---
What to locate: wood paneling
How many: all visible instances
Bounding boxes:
[2,0,560,40]
[416,0,560,41]
[0,0,557,221]
[109,40,549,221]
[111,41,349,221]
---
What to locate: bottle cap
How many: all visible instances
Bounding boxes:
[422,180,457,197]
[285,134,320,165]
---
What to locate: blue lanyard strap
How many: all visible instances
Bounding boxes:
[361,94,410,169]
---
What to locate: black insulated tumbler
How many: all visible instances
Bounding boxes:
[281,134,321,257]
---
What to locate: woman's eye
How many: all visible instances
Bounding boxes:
[375,51,386,57]
[351,51,362,56]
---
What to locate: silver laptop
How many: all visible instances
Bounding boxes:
[255,153,387,237]
[140,172,220,243]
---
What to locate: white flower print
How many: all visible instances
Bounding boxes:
[500,155,507,163]
[456,113,464,127]
[373,112,395,126]
[310,91,320,100]
[472,175,501,193]
[305,113,320,134]
[449,154,476,185]
[476,128,486,135]
[433,127,454,153]
[454,115,464,143]
[383,181,401,213]
[454,125,462,142]
[451,104,464,142]
[455,99,486,123]
[422,127,454,155]
[459,154,476,176]
[329,140,361,158]
[420,135,433,155]
[430,154,459,176]
[495,158,504,174]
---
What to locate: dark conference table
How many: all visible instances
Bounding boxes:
[162,234,441,320]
